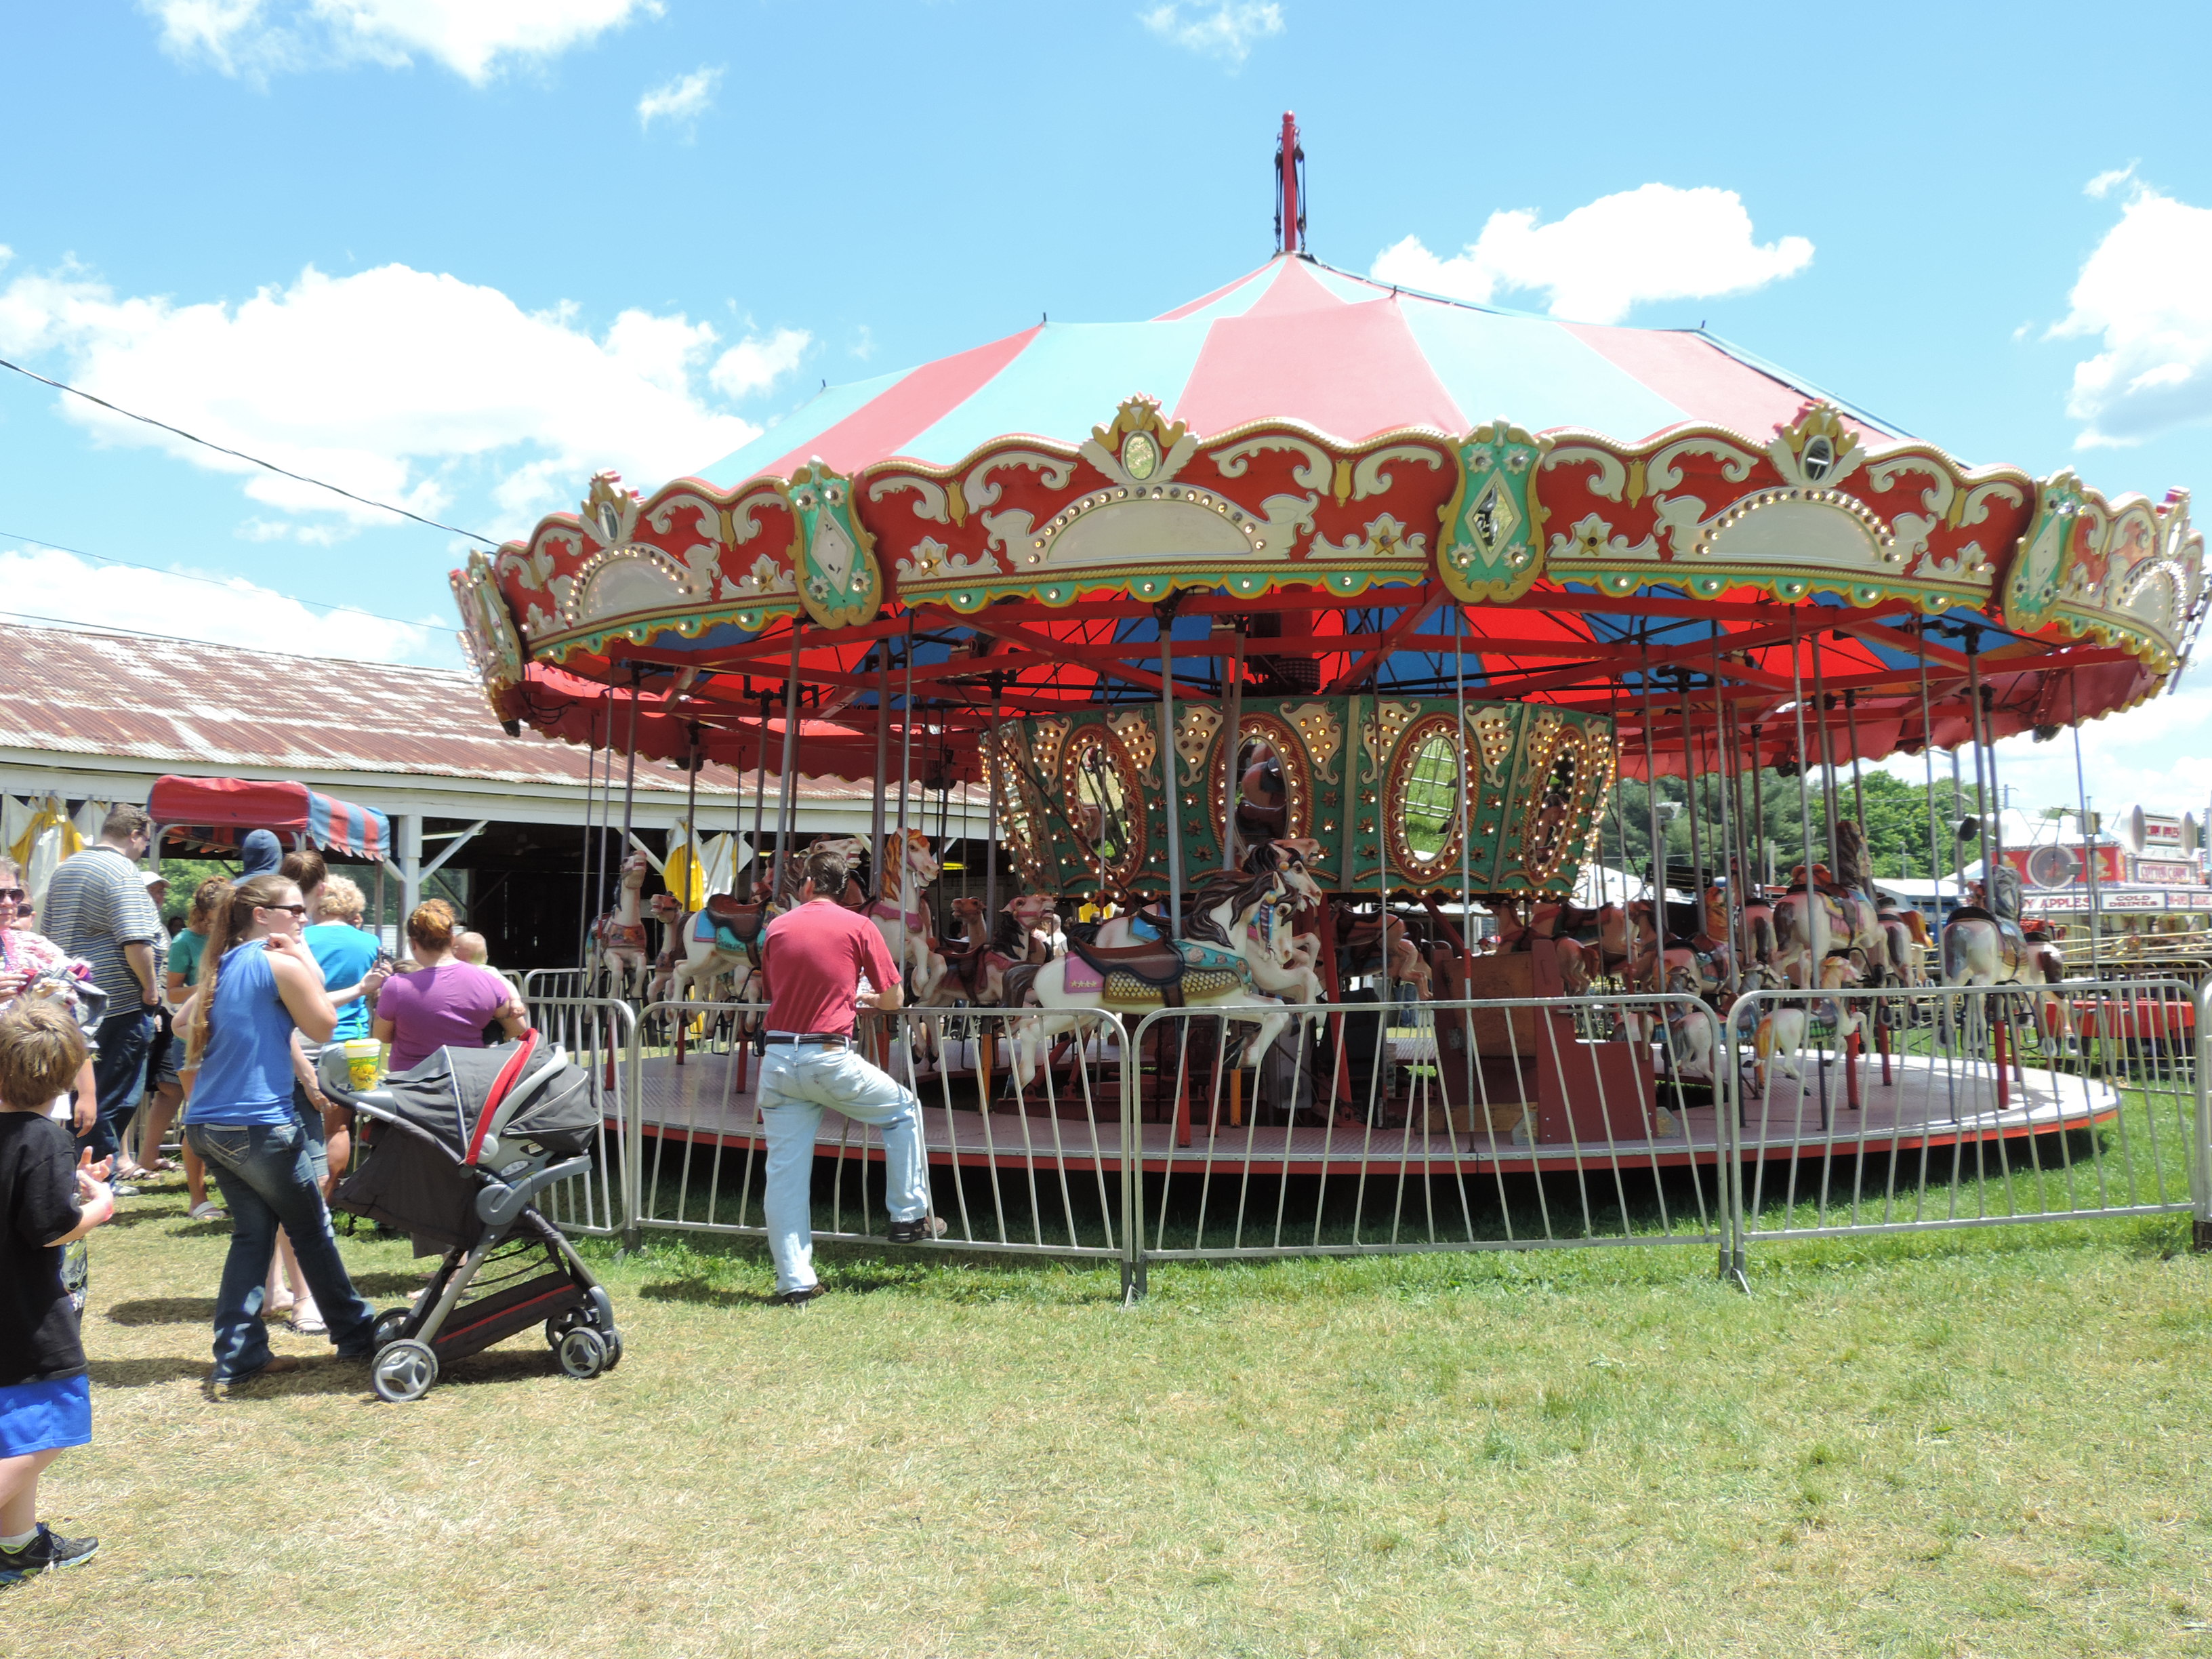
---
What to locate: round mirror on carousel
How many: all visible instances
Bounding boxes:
[1062,730,1145,891]
[1517,739,1584,886]
[1385,715,1469,878]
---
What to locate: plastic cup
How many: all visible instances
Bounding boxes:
[341,1038,382,1090]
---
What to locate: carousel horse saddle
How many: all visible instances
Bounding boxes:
[693,896,766,955]
[1946,904,1996,925]
[1069,934,1185,986]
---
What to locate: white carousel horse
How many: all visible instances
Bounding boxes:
[1004,865,1294,1092]
[1771,865,1891,990]
[1939,873,2066,1050]
[648,884,767,1008]
[867,827,946,1004]
[1748,955,1862,1093]
[590,851,653,999]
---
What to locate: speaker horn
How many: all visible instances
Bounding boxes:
[2118,805,2148,855]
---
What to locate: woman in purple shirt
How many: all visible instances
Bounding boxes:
[373,901,527,1073]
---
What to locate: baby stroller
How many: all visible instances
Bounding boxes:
[318,1031,623,1403]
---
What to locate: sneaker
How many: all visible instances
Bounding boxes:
[886,1214,949,1244]
[774,1286,825,1310]
[0,1523,100,1584]
[107,1181,140,1199]
[207,1355,302,1397]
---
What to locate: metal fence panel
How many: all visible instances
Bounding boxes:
[1124,993,1728,1273]
[512,993,633,1237]
[1723,977,2200,1246]
[626,1001,1126,1259]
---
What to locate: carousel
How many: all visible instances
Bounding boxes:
[449,119,2203,1202]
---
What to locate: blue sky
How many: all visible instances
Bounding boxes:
[3,1,2209,811]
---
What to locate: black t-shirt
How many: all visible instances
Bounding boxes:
[0,1111,86,1387]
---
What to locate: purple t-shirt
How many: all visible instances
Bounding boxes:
[377,962,514,1073]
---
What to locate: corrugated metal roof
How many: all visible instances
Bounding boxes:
[0,623,962,806]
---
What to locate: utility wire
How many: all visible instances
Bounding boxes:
[0,354,496,546]
[0,526,434,632]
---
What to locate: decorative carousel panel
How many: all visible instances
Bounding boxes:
[450,552,525,695]
[1208,709,1316,865]
[496,470,802,662]
[1537,404,2030,615]
[858,396,1452,612]
[1501,712,1617,894]
[1058,722,1150,895]
[2009,476,2201,670]
[987,725,1054,893]
[1433,421,1550,603]
[779,463,885,629]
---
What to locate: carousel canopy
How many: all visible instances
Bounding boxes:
[449,121,2204,895]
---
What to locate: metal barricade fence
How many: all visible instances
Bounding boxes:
[514,994,633,1237]
[1123,993,1727,1285]
[520,968,590,1003]
[626,1000,1126,1261]
[1721,977,2203,1260]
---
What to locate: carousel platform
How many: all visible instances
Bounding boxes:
[611,1046,2124,1176]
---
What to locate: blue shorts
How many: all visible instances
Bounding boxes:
[0,1376,91,1456]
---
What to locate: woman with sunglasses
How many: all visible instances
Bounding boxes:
[179,874,375,1391]
[0,861,100,1139]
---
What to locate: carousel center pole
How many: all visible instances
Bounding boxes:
[2070,676,2104,976]
[872,650,890,897]
[772,623,803,899]
[752,683,769,897]
[1156,596,1185,928]
[1220,617,1245,872]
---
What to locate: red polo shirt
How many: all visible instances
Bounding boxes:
[761,899,900,1035]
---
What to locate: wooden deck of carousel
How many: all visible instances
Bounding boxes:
[609,1040,2127,1176]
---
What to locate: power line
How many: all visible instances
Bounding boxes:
[0,526,434,632]
[0,354,496,546]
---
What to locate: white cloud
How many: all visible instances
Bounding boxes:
[0,254,797,539]
[1139,1,1282,64]
[638,64,721,131]
[0,543,442,663]
[1370,184,1814,325]
[710,327,810,399]
[2050,182,2212,448]
[2085,163,2137,200]
[1879,680,2212,821]
[142,0,658,85]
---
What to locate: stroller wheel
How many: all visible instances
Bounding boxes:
[545,1308,588,1350]
[556,1326,609,1380]
[372,1340,438,1404]
[600,1329,624,1371]
[371,1309,412,1351]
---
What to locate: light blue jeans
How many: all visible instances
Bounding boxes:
[757,1044,931,1294]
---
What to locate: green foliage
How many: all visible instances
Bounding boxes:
[1597,768,1985,884]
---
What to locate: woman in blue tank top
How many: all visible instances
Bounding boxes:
[182,874,375,1389]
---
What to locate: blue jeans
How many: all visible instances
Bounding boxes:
[757,1045,932,1294]
[185,1120,376,1380]
[81,1006,153,1166]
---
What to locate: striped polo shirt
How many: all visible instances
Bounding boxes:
[39,845,163,1007]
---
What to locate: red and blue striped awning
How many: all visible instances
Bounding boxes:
[701,255,1903,487]
[147,775,390,861]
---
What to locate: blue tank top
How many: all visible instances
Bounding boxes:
[185,943,299,1126]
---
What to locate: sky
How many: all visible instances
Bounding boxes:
[2,0,2209,819]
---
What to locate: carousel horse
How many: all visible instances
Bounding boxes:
[649,880,770,1008]
[590,851,653,999]
[867,827,947,1004]
[1093,840,1324,949]
[1002,863,1295,1092]
[1771,862,1890,991]
[1878,900,1933,990]
[935,893,1054,1006]
[1748,954,1863,1093]
[1622,898,1736,1001]
[1939,867,2066,1047]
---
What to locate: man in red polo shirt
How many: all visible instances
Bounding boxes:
[757,843,943,1307]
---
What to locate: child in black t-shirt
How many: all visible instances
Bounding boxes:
[0,1002,112,1583]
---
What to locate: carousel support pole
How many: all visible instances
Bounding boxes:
[1221,618,1246,872]
[1788,617,1820,977]
[985,674,1002,928]
[1750,725,1766,887]
[1678,672,1706,930]
[773,627,804,901]
[674,724,699,1067]
[1315,897,1353,1113]
[1810,639,1841,880]
[1155,597,1193,1148]
[872,652,889,897]
[1964,629,1994,894]
[2071,678,2104,975]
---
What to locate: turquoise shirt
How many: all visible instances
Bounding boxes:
[304,923,380,1042]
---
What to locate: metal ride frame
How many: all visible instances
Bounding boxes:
[518,976,2211,1298]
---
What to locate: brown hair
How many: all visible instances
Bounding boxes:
[182,874,298,1062]
[0,1002,89,1110]
[317,874,365,923]
[407,899,457,951]
[101,804,152,842]
[802,845,851,896]
[188,876,228,931]
[281,848,328,895]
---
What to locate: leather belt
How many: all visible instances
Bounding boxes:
[764,1031,851,1048]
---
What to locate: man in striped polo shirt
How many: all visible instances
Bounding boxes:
[39,806,163,1185]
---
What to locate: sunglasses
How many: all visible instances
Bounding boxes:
[0,888,23,903]
[256,903,310,918]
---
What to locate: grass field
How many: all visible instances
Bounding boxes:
[6,1170,2212,1656]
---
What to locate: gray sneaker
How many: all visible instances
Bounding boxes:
[0,1523,100,1584]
